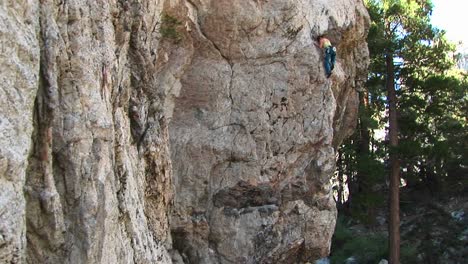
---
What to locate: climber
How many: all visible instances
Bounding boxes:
[316,35,336,78]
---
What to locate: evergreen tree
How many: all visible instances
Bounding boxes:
[337,0,467,263]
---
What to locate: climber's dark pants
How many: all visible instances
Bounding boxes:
[324,46,336,76]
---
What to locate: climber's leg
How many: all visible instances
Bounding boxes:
[331,47,336,71]
[324,50,332,77]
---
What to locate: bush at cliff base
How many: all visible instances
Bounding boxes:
[330,216,418,264]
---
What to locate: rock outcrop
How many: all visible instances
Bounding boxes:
[168,0,369,263]
[0,0,368,263]
[2,1,175,263]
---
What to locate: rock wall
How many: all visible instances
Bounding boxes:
[1,0,177,263]
[0,0,368,263]
[168,0,369,263]
[0,1,40,262]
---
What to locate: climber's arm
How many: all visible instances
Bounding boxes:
[316,38,325,49]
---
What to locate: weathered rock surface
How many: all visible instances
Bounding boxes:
[169,0,369,263]
[0,0,368,263]
[2,0,177,263]
[0,1,40,262]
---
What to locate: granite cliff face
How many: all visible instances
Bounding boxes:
[0,0,368,263]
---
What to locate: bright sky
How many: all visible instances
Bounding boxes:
[431,0,468,45]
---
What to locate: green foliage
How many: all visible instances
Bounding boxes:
[331,217,421,263]
[336,7,467,263]
[160,13,182,42]
[331,217,388,263]
[340,0,467,212]
[400,241,419,264]
[335,0,467,262]
[399,73,467,192]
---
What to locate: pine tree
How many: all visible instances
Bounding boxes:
[338,1,467,263]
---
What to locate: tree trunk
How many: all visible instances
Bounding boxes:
[358,91,371,157]
[357,91,371,192]
[336,150,345,206]
[386,54,400,264]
